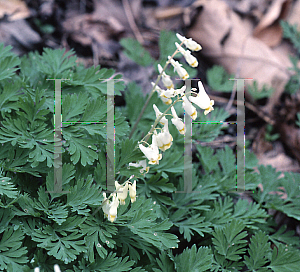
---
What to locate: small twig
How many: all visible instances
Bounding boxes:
[122,0,144,44]
[206,53,293,76]
[209,94,275,125]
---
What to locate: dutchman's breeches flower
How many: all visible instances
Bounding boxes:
[168,56,189,80]
[102,192,120,222]
[182,95,197,120]
[175,42,198,67]
[158,64,174,89]
[129,180,136,203]
[160,88,176,99]
[189,81,214,115]
[176,33,202,51]
[154,121,173,151]
[153,104,168,125]
[102,193,111,218]
[139,135,162,165]
[108,193,119,222]
[129,160,149,173]
[171,106,185,134]
[151,82,172,104]
[115,181,128,205]
[175,85,186,96]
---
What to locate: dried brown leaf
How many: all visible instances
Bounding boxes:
[253,0,292,47]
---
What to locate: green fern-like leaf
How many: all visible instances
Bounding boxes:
[212,219,248,261]
[268,243,300,272]
[280,21,300,54]
[244,230,270,271]
[206,65,234,92]
[0,43,20,81]
[174,245,213,272]
[120,38,154,66]
[0,228,28,271]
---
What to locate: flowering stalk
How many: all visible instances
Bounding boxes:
[105,34,208,223]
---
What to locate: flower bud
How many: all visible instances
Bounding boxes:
[176,33,202,51]
[151,82,172,104]
[182,95,197,120]
[158,64,174,89]
[168,56,189,80]
[171,106,185,134]
[175,42,198,67]
[153,104,168,125]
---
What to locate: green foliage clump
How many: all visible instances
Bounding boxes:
[1,28,300,272]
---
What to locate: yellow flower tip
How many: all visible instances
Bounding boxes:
[179,127,185,134]
[149,160,158,165]
[145,166,150,173]
[191,110,197,120]
[204,100,215,115]
[119,199,126,205]
[182,73,189,80]
[109,215,116,223]
[164,99,172,105]
[194,44,202,51]
[191,60,198,67]
[167,84,174,89]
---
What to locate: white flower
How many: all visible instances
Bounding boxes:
[189,81,214,115]
[102,193,111,218]
[154,121,173,151]
[182,95,197,120]
[175,42,198,67]
[171,106,185,134]
[174,85,186,96]
[115,181,128,205]
[160,88,176,99]
[129,160,149,173]
[102,193,119,222]
[168,56,189,80]
[129,180,137,203]
[151,82,172,105]
[158,64,174,89]
[153,104,168,125]
[139,135,162,165]
[35,265,61,272]
[176,33,202,51]
[108,193,119,222]
[54,265,61,272]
